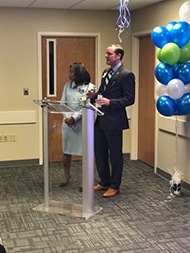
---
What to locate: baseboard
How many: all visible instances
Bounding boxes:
[123,153,130,158]
[0,154,130,168]
[0,159,40,168]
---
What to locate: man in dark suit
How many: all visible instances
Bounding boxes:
[90,44,135,197]
[0,238,6,253]
[0,245,6,253]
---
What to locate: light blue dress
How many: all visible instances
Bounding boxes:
[61,81,95,156]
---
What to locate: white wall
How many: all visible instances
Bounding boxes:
[0,7,132,163]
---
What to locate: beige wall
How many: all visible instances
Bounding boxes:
[132,0,183,32]
[0,7,132,163]
[132,0,190,184]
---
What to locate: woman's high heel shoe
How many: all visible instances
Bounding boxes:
[78,185,83,192]
[59,176,71,187]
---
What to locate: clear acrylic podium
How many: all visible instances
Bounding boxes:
[33,98,103,219]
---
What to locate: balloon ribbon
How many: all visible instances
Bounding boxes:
[115,0,131,42]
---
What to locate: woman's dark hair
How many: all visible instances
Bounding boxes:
[70,62,91,85]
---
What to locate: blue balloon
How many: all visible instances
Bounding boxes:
[151,26,171,48]
[176,93,190,115]
[176,62,190,84]
[166,21,177,32]
[173,62,180,72]
[170,21,190,48]
[156,96,176,116]
[155,63,175,85]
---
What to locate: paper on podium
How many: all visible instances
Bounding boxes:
[48,102,75,113]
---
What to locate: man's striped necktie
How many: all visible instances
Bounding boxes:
[104,69,114,90]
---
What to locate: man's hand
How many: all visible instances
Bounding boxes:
[96,96,110,106]
[86,88,96,99]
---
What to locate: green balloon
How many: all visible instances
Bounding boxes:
[179,41,190,63]
[156,48,164,62]
[161,43,181,66]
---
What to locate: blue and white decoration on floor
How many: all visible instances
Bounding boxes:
[151,1,190,196]
[115,0,131,42]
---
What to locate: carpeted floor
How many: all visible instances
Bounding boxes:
[0,156,190,252]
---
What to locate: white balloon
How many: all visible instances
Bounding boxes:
[184,83,190,93]
[179,0,190,22]
[155,82,167,97]
[166,78,185,99]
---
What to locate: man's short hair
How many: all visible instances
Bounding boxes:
[111,44,124,60]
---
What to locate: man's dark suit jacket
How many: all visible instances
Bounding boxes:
[0,244,6,253]
[92,64,135,130]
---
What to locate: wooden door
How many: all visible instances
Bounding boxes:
[42,36,95,162]
[138,35,155,166]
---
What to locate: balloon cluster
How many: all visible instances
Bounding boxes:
[151,20,190,116]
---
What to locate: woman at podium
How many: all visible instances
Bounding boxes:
[59,62,95,191]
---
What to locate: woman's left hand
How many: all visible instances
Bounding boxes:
[65,117,75,126]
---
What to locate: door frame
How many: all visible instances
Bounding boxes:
[37,32,101,164]
[131,29,158,173]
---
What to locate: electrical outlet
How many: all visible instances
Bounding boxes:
[23,88,29,95]
[0,134,3,142]
[9,133,17,142]
[3,134,8,142]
